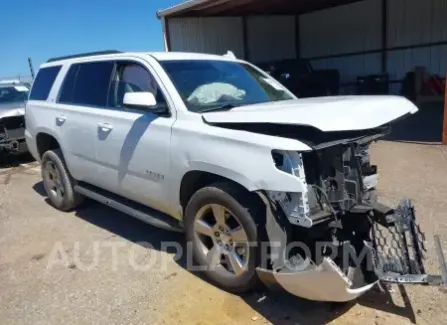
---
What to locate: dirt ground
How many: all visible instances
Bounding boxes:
[1,141,447,325]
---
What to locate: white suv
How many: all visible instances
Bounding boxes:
[25,51,446,302]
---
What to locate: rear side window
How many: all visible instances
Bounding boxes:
[58,64,78,103]
[29,66,61,100]
[58,61,114,107]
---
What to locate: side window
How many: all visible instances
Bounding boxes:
[109,62,168,111]
[58,64,79,103]
[58,61,114,107]
[29,66,61,100]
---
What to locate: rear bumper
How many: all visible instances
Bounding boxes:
[257,258,377,302]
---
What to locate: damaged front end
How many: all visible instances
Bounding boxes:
[0,115,27,153]
[0,84,29,154]
[202,96,446,302]
[254,127,447,302]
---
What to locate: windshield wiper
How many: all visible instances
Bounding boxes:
[200,104,239,113]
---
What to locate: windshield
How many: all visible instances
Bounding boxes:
[0,85,29,104]
[159,60,293,112]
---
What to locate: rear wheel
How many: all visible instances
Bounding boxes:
[184,182,261,293]
[41,149,83,211]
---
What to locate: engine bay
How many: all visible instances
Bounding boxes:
[296,141,380,286]
[302,141,378,223]
[268,138,444,290]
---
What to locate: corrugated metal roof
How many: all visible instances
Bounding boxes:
[386,0,447,80]
[247,16,296,62]
[301,0,381,58]
[167,17,245,58]
[165,15,297,63]
[157,0,365,18]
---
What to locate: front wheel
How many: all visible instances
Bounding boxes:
[184,182,261,293]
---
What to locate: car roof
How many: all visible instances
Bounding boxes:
[41,51,241,68]
[150,51,238,62]
[40,52,245,68]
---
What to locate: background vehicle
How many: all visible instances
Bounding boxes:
[25,51,446,302]
[258,59,340,97]
[0,81,29,154]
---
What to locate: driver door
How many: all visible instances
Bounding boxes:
[96,59,174,214]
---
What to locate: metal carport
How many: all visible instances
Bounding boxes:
[157,0,447,144]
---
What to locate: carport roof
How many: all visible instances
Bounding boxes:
[157,0,364,18]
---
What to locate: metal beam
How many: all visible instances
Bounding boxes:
[443,74,447,144]
[200,0,259,15]
[165,0,364,17]
[222,0,296,15]
[381,0,388,73]
[303,40,447,61]
[157,0,213,18]
[242,16,250,61]
[162,17,172,51]
[194,0,235,10]
[295,15,301,59]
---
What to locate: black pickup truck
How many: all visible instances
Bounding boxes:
[259,59,340,98]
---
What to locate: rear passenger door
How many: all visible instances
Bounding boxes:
[57,60,114,185]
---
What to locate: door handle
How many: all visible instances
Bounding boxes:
[56,115,66,125]
[97,122,113,131]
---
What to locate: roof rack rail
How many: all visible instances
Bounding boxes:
[47,50,122,63]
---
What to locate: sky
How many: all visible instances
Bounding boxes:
[1,0,182,78]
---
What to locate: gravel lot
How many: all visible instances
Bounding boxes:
[1,141,446,325]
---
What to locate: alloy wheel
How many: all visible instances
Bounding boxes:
[194,204,249,276]
[43,160,65,200]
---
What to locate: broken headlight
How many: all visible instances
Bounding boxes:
[270,150,312,228]
[268,191,312,228]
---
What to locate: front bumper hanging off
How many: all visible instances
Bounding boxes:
[257,257,378,302]
[256,199,447,302]
[372,199,447,288]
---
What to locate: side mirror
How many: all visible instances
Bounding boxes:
[123,92,157,108]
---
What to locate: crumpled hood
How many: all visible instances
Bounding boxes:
[0,101,25,119]
[202,96,418,132]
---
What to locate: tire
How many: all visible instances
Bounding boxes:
[41,149,83,211]
[184,181,262,293]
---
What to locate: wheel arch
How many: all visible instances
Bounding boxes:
[179,164,257,214]
[35,131,62,160]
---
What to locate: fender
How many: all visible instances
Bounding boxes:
[188,160,259,191]
[33,127,71,169]
[168,161,265,221]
